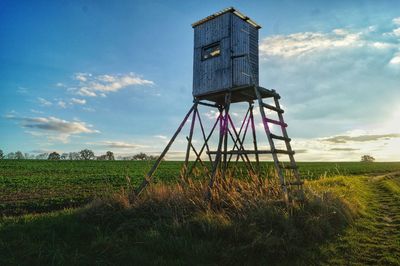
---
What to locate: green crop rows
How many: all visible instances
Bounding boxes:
[1,160,400,216]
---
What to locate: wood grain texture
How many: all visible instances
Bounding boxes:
[193,11,259,99]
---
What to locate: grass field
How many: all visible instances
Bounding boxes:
[1,160,400,216]
[1,160,400,265]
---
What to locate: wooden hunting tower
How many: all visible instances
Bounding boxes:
[136,7,303,203]
[192,7,260,99]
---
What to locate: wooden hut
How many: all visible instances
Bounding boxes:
[192,7,262,103]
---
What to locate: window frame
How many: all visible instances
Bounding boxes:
[201,42,221,61]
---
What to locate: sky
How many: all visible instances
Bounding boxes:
[1,0,400,161]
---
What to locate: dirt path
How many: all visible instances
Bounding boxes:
[324,172,400,265]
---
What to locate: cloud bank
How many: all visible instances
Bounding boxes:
[258,18,400,140]
[6,115,99,143]
[73,72,154,97]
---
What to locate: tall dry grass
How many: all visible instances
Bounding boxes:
[76,172,362,264]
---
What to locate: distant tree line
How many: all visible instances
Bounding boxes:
[0,149,158,161]
[118,152,159,161]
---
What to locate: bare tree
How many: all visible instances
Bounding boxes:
[60,153,69,160]
[0,149,3,159]
[68,152,81,160]
[96,151,115,160]
[36,153,49,160]
[106,151,115,160]
[15,151,24,160]
[48,152,61,160]
[361,155,375,162]
[131,152,159,161]
[132,152,148,161]
[79,149,95,160]
[97,155,107,160]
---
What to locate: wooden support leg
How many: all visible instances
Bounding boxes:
[186,136,211,179]
[196,109,213,164]
[227,115,255,175]
[186,114,220,177]
[226,129,254,176]
[135,103,196,196]
[249,103,260,175]
[207,94,231,197]
[227,107,250,163]
[183,103,198,178]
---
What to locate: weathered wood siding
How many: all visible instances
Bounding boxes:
[193,12,231,97]
[193,12,259,97]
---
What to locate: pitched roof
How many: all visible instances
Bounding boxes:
[191,7,262,29]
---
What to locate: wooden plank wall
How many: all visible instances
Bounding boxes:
[192,12,259,97]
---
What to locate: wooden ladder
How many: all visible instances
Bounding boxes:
[254,87,303,202]
[243,53,303,202]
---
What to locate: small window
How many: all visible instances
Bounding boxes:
[202,42,221,60]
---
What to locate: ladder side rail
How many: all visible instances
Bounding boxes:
[273,97,302,183]
[254,86,288,202]
[244,53,289,201]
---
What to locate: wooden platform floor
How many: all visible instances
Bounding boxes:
[194,86,278,105]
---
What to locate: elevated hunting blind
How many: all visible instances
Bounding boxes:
[192,8,260,99]
[136,7,303,203]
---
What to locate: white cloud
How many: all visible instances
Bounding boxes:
[17,87,28,94]
[58,101,67,108]
[291,129,400,161]
[371,42,394,49]
[383,17,400,37]
[30,109,44,114]
[393,17,400,26]
[70,98,86,105]
[258,20,400,136]
[83,107,95,112]
[74,72,91,82]
[6,115,99,143]
[393,28,400,37]
[259,26,400,60]
[260,29,363,58]
[154,135,167,140]
[37,97,52,107]
[77,87,97,97]
[389,52,400,65]
[88,140,145,149]
[203,110,219,120]
[97,75,116,82]
[322,133,400,143]
[73,72,154,97]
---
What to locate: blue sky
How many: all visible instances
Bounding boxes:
[1,0,400,161]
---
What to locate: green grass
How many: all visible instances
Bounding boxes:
[0,173,369,265]
[320,172,400,265]
[0,160,181,215]
[0,160,399,265]
[1,160,400,215]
